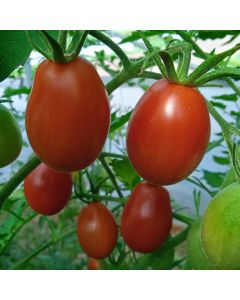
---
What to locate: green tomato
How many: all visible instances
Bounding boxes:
[186,220,213,270]
[201,182,240,269]
[0,104,22,167]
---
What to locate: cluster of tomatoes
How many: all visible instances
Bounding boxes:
[21,56,212,267]
[0,54,212,267]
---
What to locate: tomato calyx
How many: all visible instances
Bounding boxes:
[26,30,89,64]
[139,31,240,88]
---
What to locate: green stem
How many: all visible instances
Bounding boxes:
[58,30,68,52]
[66,30,89,61]
[101,152,127,159]
[98,155,123,197]
[0,213,37,255]
[89,30,131,69]
[138,30,167,77]
[173,212,194,225]
[75,192,127,203]
[159,50,179,82]
[0,156,41,208]
[9,228,76,270]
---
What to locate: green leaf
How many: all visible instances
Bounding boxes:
[209,101,226,109]
[110,158,140,188]
[197,30,240,40]
[207,137,224,152]
[213,93,238,102]
[110,111,132,133]
[213,155,230,165]
[120,30,174,44]
[203,170,225,188]
[3,86,31,98]
[0,31,32,82]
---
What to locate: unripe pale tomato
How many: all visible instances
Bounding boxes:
[24,163,72,215]
[201,182,240,270]
[77,202,118,259]
[126,79,210,185]
[26,57,110,172]
[187,220,213,270]
[0,104,22,168]
[121,182,172,253]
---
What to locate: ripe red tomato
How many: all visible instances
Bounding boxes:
[77,202,118,259]
[121,182,172,253]
[26,57,110,172]
[88,257,100,270]
[126,79,210,185]
[24,163,72,215]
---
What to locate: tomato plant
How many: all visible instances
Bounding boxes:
[24,163,72,215]
[121,182,172,253]
[26,57,110,172]
[127,79,210,185]
[77,202,118,259]
[0,104,22,168]
[1,30,240,270]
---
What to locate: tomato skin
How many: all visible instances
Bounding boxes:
[187,220,213,270]
[0,104,22,168]
[126,79,210,185]
[201,182,240,269]
[24,163,72,215]
[121,182,172,253]
[77,202,118,259]
[88,257,100,270]
[26,57,110,172]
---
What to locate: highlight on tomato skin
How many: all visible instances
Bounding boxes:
[121,182,172,253]
[126,79,211,186]
[25,57,110,173]
[77,202,118,259]
[24,163,72,215]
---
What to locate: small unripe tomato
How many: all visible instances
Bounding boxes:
[26,57,110,172]
[126,79,210,185]
[77,202,118,259]
[121,182,172,253]
[24,163,72,215]
[0,104,22,168]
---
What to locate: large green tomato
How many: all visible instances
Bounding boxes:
[201,182,240,269]
[187,220,213,270]
[0,104,22,167]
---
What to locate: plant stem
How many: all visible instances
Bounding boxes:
[0,156,41,208]
[98,155,123,197]
[101,152,127,159]
[173,212,194,225]
[0,213,37,255]
[9,228,76,270]
[75,192,127,203]
[89,30,131,69]
[58,30,68,52]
